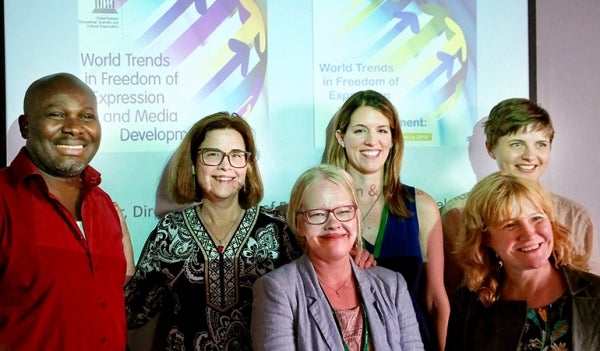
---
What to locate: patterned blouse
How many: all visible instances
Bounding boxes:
[125,205,301,350]
[518,295,571,351]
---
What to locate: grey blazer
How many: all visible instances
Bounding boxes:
[251,254,424,351]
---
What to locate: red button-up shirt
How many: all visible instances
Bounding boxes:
[0,148,127,350]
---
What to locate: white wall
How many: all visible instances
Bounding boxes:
[536,1,600,238]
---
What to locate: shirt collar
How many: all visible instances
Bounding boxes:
[8,147,102,189]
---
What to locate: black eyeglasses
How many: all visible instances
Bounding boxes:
[297,205,357,225]
[197,148,250,168]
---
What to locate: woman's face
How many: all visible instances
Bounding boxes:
[487,126,552,183]
[298,179,358,263]
[195,128,248,203]
[484,200,554,273]
[336,106,393,175]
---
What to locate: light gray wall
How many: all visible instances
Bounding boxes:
[536,1,600,239]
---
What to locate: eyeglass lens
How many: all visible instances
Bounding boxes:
[304,205,356,224]
[199,148,248,168]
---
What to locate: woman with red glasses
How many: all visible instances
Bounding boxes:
[251,164,424,351]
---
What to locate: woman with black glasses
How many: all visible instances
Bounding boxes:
[125,112,302,351]
[251,165,424,351]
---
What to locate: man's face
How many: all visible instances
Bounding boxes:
[21,81,100,177]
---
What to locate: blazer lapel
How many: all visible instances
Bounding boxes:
[352,261,388,349]
[299,255,341,350]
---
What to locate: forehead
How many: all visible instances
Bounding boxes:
[499,125,552,141]
[493,198,543,223]
[29,85,96,112]
[200,128,245,149]
[303,179,352,207]
[348,106,390,126]
[30,76,93,98]
[39,90,94,105]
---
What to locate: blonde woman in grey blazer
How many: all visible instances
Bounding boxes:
[251,165,424,351]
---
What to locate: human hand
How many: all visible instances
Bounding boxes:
[350,245,377,269]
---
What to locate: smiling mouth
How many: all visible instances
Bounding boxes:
[320,232,349,238]
[56,144,85,156]
[516,164,537,171]
[361,150,380,157]
[57,144,84,150]
[519,243,541,252]
[214,176,234,182]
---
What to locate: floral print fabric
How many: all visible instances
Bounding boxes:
[518,295,571,351]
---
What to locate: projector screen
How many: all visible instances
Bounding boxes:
[4,0,530,260]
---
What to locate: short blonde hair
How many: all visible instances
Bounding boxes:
[286,164,362,251]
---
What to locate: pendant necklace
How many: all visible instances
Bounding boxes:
[318,273,353,297]
[201,209,243,254]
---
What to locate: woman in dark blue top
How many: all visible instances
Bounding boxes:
[323,90,450,351]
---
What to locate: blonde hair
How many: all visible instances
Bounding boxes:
[456,172,587,306]
[286,164,362,251]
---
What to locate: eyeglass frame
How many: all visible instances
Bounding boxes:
[296,205,358,225]
[196,148,251,168]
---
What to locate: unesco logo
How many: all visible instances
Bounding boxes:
[93,0,117,14]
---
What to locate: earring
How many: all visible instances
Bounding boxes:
[495,253,503,269]
[192,165,196,175]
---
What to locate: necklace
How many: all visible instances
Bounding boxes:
[361,190,382,221]
[200,208,243,254]
[318,273,353,297]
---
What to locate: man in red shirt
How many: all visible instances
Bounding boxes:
[0,73,133,350]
